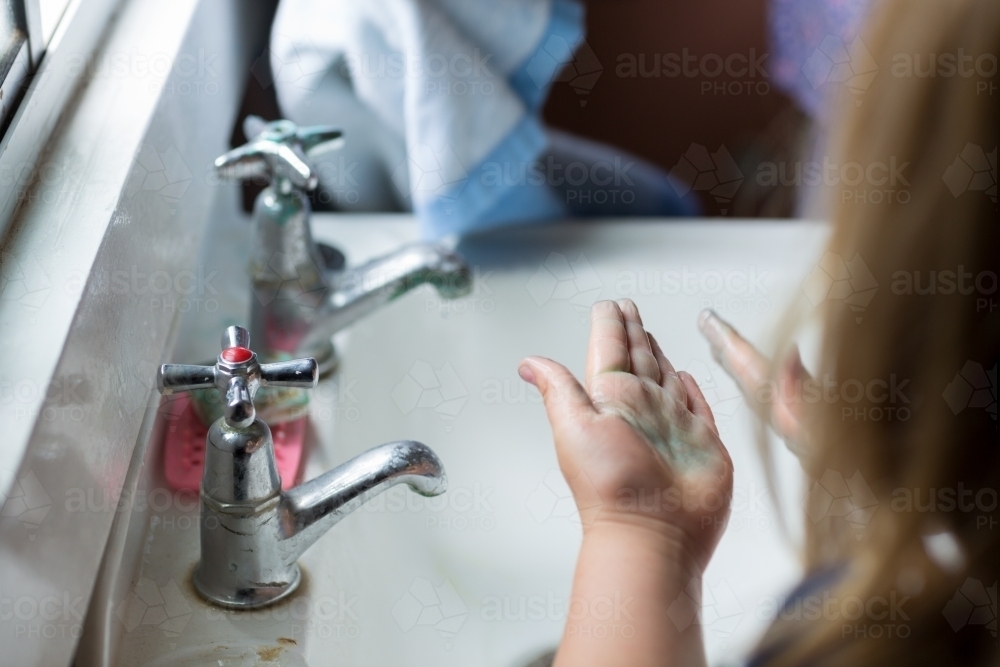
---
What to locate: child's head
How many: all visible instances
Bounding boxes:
[761,0,998,664]
[768,0,1000,665]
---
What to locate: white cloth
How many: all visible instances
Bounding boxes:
[269,0,584,237]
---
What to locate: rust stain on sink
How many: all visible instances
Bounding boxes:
[256,645,283,662]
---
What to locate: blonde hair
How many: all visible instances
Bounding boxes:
[756,0,999,664]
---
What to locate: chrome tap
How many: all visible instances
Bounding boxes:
[158,325,447,609]
[214,116,472,374]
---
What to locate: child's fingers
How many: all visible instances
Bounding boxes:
[697,309,769,401]
[773,344,810,447]
[648,333,689,412]
[681,370,733,476]
[520,356,597,432]
[585,301,630,392]
[698,310,812,459]
[647,333,678,386]
[678,370,718,436]
[616,299,660,382]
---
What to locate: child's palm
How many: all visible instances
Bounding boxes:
[520,300,733,568]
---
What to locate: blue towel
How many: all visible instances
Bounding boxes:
[269,0,694,239]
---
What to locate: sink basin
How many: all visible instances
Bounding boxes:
[83,215,826,667]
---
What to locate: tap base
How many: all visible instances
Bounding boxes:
[191,562,302,610]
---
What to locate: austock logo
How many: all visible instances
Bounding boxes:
[0,589,86,640]
[802,35,878,104]
[252,34,327,95]
[115,577,193,643]
[682,360,743,432]
[615,266,772,315]
[0,251,53,318]
[755,156,911,205]
[391,361,469,430]
[801,252,878,323]
[526,252,604,322]
[525,37,603,105]
[481,590,635,639]
[525,469,602,526]
[525,469,577,524]
[615,48,771,97]
[668,144,744,214]
[391,143,469,214]
[392,577,469,648]
[943,578,997,636]
[114,359,160,417]
[0,470,52,539]
[126,143,193,214]
[805,470,879,539]
[758,587,912,639]
[668,578,745,648]
[942,360,997,421]
[942,144,997,203]
[249,251,325,311]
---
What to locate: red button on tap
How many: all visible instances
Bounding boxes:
[222,346,253,363]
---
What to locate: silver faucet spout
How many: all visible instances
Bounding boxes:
[280,441,446,560]
[214,117,472,376]
[158,327,450,609]
[298,244,471,355]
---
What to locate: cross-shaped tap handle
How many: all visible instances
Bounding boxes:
[158,325,319,428]
[213,116,343,192]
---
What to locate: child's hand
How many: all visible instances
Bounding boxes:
[697,309,813,461]
[519,299,733,569]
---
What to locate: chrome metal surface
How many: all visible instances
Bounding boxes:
[299,241,473,359]
[281,440,447,555]
[160,326,319,429]
[91,216,822,666]
[156,326,447,609]
[213,117,472,370]
[0,1,275,663]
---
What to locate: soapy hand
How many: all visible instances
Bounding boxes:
[519,299,733,568]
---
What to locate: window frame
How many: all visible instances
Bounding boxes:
[0,0,121,240]
[1,0,44,131]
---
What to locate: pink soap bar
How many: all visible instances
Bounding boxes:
[161,394,307,492]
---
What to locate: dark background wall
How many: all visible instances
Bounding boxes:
[237,0,803,216]
[544,0,799,215]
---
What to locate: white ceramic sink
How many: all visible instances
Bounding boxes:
[90,216,827,667]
